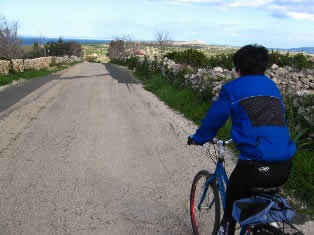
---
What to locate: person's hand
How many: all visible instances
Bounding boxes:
[187,136,199,145]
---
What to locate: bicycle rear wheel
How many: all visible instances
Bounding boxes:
[190,170,221,235]
[251,223,304,235]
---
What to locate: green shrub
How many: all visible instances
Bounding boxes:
[110,58,126,66]
[284,95,314,150]
[198,78,215,102]
[164,49,234,69]
[127,56,138,70]
[269,50,314,69]
[164,49,208,67]
[45,38,82,57]
[135,56,151,78]
[151,56,161,73]
[168,69,186,88]
[207,54,234,70]
[22,42,46,59]
[164,49,314,71]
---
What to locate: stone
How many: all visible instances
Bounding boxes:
[301,77,310,85]
[11,59,24,72]
[213,66,223,73]
[198,68,205,74]
[267,72,275,78]
[284,66,293,72]
[0,60,10,75]
[225,73,232,80]
[1,56,78,76]
[298,73,304,79]
[276,67,288,74]
[271,64,279,70]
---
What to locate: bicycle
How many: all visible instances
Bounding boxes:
[189,138,303,235]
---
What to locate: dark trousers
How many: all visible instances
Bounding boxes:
[221,159,292,235]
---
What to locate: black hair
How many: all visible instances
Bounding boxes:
[233,44,269,76]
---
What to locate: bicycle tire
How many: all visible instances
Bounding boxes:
[190,170,221,235]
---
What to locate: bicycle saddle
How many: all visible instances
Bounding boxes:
[249,187,280,195]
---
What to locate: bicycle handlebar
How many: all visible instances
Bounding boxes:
[211,138,232,145]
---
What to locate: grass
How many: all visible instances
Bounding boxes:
[284,150,314,216]
[0,62,81,87]
[135,72,233,139]
[131,69,313,217]
[140,73,211,124]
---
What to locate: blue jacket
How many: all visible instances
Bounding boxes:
[191,75,296,162]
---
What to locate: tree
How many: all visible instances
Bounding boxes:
[154,30,170,50]
[0,16,23,59]
[64,41,82,57]
[38,33,47,56]
[108,34,141,59]
[45,40,82,57]
[33,42,39,51]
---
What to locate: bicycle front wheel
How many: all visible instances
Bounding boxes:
[190,170,221,235]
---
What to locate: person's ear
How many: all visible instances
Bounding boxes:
[236,70,241,77]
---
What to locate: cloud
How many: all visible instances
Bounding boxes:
[286,11,314,21]
[228,0,273,7]
[165,0,221,3]
[269,1,314,21]
[160,0,314,21]
[172,0,220,2]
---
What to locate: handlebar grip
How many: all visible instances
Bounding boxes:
[187,136,202,145]
[210,138,232,145]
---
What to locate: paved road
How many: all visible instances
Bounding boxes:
[0,62,312,235]
[0,62,219,235]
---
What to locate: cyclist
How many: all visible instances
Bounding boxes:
[188,44,296,235]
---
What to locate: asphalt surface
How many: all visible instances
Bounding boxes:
[0,62,312,235]
[0,62,216,235]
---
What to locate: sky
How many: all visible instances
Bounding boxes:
[1,0,314,48]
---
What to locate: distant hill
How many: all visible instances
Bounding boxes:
[170,40,208,47]
[286,47,314,54]
[270,47,314,54]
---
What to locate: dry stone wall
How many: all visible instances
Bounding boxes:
[266,64,314,93]
[11,59,24,73]
[0,60,11,75]
[0,56,81,75]
[131,55,314,129]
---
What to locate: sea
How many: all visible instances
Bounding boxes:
[20,36,111,46]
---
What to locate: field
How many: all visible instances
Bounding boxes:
[22,45,33,54]
[82,44,110,63]
[81,42,238,63]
